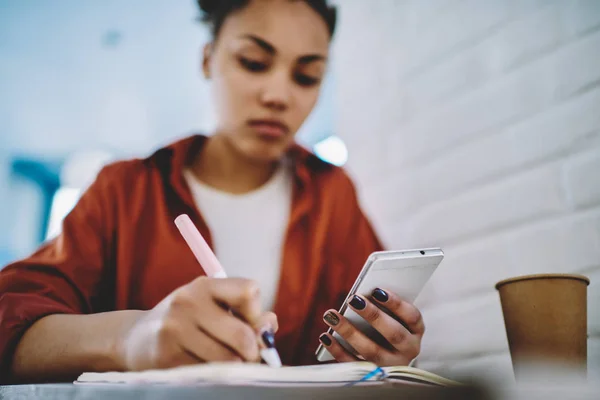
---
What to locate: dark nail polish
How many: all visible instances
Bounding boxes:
[261,330,276,349]
[349,295,366,310]
[323,311,339,326]
[372,288,389,302]
[319,334,332,346]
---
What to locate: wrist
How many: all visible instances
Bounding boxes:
[107,309,146,372]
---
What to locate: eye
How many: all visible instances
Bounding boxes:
[239,56,267,72]
[294,73,320,87]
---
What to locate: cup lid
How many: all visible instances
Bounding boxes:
[495,273,590,290]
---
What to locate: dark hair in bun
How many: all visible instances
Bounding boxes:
[197,0,337,39]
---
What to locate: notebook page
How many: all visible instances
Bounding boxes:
[76,362,380,384]
[382,366,462,386]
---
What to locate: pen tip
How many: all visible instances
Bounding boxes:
[260,348,282,368]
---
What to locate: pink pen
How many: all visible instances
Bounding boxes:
[174,213,282,368]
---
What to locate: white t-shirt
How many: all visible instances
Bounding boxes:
[182,165,293,311]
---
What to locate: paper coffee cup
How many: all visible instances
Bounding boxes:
[495,273,589,379]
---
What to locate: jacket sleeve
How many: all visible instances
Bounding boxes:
[0,165,117,379]
[328,170,384,306]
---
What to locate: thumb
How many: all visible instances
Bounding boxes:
[254,311,279,351]
[256,311,279,333]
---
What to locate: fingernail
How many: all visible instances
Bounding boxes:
[349,295,366,310]
[261,329,276,349]
[323,311,339,326]
[372,288,389,302]
[319,334,332,346]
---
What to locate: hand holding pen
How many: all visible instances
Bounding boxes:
[116,215,281,371]
[174,214,282,367]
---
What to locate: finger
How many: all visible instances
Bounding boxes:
[193,301,261,362]
[254,312,279,351]
[256,311,279,333]
[195,277,263,325]
[159,346,204,369]
[370,288,425,336]
[347,294,419,357]
[323,309,393,366]
[318,333,357,363]
[179,322,242,363]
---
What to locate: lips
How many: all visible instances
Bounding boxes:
[248,119,289,139]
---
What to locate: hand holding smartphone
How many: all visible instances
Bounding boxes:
[315,248,444,363]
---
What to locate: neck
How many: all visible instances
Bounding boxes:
[191,134,278,194]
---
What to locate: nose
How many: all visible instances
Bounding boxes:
[259,70,291,112]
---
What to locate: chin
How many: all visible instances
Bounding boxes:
[245,146,287,163]
[238,137,292,163]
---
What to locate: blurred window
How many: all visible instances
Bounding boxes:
[45,187,82,240]
[313,135,348,166]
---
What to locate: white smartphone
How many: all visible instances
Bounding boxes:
[315,248,444,362]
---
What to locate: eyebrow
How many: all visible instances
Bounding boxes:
[298,54,326,64]
[241,34,327,64]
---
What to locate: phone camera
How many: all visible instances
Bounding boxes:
[420,251,425,255]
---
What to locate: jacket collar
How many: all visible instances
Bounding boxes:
[156,134,316,225]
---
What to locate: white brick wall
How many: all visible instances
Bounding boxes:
[563,151,600,209]
[333,0,600,383]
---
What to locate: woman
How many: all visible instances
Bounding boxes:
[0,0,425,383]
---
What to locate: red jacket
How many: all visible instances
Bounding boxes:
[0,135,382,377]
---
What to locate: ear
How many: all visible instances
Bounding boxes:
[202,43,213,79]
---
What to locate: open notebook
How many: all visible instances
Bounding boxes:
[76,362,461,387]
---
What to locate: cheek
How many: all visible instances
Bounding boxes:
[292,89,320,124]
[212,64,259,120]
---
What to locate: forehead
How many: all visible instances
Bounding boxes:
[219,0,330,56]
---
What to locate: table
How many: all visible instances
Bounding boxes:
[3,381,599,399]
[0,382,488,400]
